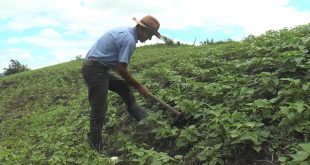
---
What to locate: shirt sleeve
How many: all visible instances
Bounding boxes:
[118,33,136,64]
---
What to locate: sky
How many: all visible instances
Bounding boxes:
[1,0,310,73]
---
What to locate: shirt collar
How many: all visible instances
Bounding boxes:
[130,27,138,43]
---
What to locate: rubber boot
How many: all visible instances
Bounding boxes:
[127,104,148,121]
[87,132,103,153]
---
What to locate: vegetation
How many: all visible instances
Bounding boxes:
[3,59,30,76]
[0,23,310,164]
[162,36,181,45]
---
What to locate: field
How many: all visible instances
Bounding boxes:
[0,24,310,164]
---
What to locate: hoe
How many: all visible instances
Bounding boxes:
[147,93,192,128]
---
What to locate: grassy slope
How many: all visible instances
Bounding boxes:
[1,24,310,164]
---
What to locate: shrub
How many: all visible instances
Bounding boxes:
[3,59,30,76]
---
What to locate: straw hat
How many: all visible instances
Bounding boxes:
[133,15,161,39]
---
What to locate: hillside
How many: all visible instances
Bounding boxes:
[1,24,310,164]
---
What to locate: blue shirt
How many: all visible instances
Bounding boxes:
[85,27,138,68]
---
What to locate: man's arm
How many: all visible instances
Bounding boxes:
[117,62,149,96]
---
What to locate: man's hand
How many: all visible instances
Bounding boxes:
[136,85,149,96]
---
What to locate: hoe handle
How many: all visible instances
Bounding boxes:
[148,93,181,116]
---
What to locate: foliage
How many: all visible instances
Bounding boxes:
[200,38,233,45]
[162,36,175,45]
[75,55,83,60]
[162,36,181,45]
[3,59,30,76]
[1,23,310,164]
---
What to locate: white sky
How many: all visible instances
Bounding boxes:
[0,0,310,73]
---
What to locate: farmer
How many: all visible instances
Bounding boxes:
[82,15,162,153]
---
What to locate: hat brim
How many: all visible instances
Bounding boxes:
[133,17,162,39]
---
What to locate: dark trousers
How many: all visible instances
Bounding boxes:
[82,61,136,133]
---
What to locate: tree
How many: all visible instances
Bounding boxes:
[3,59,30,76]
[75,55,83,60]
[162,36,174,45]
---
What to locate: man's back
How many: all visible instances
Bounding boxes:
[85,27,138,68]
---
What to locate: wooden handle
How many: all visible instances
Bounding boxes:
[148,93,181,116]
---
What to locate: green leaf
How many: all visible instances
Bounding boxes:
[229,129,241,138]
[298,45,308,53]
[294,56,304,64]
[253,145,261,152]
[135,151,144,157]
[186,134,192,141]
[301,37,310,44]
[302,84,309,91]
[300,162,310,165]
[174,155,183,159]
[290,151,309,161]
[287,112,295,120]
[278,156,287,163]
[299,143,310,154]
[253,99,269,108]
[290,101,305,113]
[197,152,207,161]
[239,132,259,145]
[244,122,259,128]
[213,143,222,150]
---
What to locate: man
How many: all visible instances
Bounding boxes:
[82,15,162,153]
